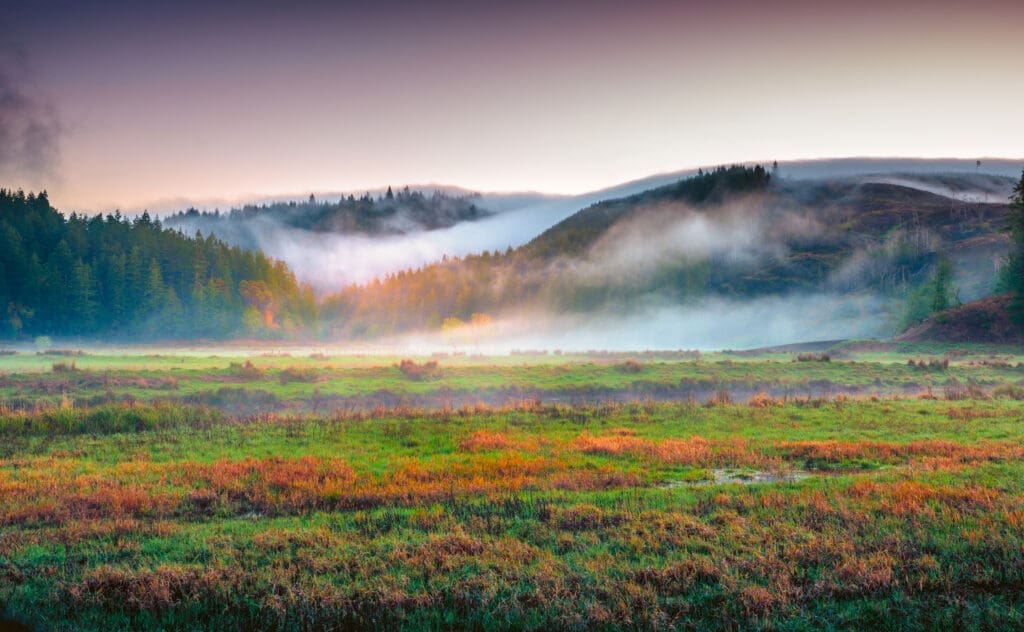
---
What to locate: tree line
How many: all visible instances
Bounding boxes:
[4,166,1021,342]
[0,189,316,340]
[163,187,489,247]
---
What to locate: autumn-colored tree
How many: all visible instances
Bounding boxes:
[239,279,276,328]
[469,312,493,347]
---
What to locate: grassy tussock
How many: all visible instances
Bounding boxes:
[228,360,266,379]
[0,403,221,437]
[398,359,440,380]
[278,366,319,384]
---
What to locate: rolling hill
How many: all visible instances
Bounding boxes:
[322,166,1015,340]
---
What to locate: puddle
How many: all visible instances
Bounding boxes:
[713,468,813,484]
[660,468,814,488]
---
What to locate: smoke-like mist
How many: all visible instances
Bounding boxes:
[777,158,1024,181]
[567,197,824,285]
[172,196,577,290]
[387,292,893,354]
[0,48,60,185]
[167,172,696,291]
[384,171,1006,351]
[163,162,1021,294]
[859,173,1016,204]
[149,162,1016,351]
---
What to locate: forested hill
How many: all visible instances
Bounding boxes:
[163,187,490,250]
[523,165,773,260]
[322,166,1012,338]
[0,189,317,340]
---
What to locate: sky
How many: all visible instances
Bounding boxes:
[2,0,1023,213]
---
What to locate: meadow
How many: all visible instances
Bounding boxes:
[1,344,1024,630]
[2,341,1024,414]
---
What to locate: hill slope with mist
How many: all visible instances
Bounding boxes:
[322,166,1015,347]
[155,159,1021,294]
[5,161,1019,348]
[161,188,568,289]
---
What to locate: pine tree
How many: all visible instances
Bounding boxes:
[930,256,955,314]
[69,259,98,333]
[1007,170,1024,325]
[144,259,167,316]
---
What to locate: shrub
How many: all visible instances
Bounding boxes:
[943,378,988,401]
[228,360,266,380]
[796,353,830,362]
[748,392,783,407]
[279,366,319,384]
[615,359,645,374]
[909,358,949,371]
[705,389,732,407]
[398,359,439,381]
[993,383,1024,400]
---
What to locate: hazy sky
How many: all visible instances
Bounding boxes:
[3,0,1023,212]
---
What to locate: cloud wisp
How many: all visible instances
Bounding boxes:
[0,48,60,186]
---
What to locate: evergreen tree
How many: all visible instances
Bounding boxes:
[69,259,98,333]
[0,189,317,340]
[930,256,955,314]
[1006,170,1024,324]
[144,258,167,316]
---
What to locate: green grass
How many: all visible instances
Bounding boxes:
[2,394,1024,629]
[3,342,1024,412]
[3,347,1024,629]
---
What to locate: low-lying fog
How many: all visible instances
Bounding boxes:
[162,160,1021,292]
[387,293,892,354]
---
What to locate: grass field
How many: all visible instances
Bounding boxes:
[2,344,1024,629]
[3,341,1024,413]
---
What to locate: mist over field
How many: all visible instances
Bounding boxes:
[88,163,1015,350]
[3,161,1017,350]
[7,2,1024,629]
[387,292,890,353]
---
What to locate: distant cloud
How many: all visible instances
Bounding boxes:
[0,48,61,186]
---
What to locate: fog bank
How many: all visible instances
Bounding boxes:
[387,293,893,354]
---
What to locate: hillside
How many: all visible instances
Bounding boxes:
[324,167,1012,338]
[897,294,1024,344]
[523,165,773,260]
